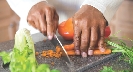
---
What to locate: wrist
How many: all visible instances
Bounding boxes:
[81,0,109,14]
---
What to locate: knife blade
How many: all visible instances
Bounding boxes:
[50,35,72,64]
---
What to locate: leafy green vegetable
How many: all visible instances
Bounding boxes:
[100,66,130,72]
[36,64,50,72]
[100,66,115,72]
[104,39,133,72]
[106,40,133,65]
[0,28,60,72]
[9,28,37,72]
[0,51,11,64]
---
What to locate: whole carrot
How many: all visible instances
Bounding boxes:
[66,48,112,56]
[93,48,112,55]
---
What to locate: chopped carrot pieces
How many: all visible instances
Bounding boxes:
[35,52,39,56]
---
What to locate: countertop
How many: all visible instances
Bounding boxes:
[0,33,132,72]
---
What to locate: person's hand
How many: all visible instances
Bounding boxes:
[72,5,107,57]
[27,1,59,40]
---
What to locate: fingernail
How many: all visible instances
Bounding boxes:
[54,35,56,38]
[48,35,53,40]
[75,50,80,55]
[82,52,87,58]
[99,47,105,52]
[88,50,93,55]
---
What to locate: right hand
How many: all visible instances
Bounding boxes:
[27,1,59,40]
[72,5,107,57]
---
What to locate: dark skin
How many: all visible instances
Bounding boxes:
[73,5,107,57]
[27,1,107,57]
[27,1,59,40]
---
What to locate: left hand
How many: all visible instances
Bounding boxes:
[72,5,108,57]
[27,1,59,40]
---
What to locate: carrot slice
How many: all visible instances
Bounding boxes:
[35,52,39,56]
[63,43,74,51]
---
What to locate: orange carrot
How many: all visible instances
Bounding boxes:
[93,48,111,55]
[51,62,55,66]
[35,52,39,56]
[56,46,61,53]
[63,43,74,51]
[40,46,62,58]
[66,48,112,56]
[66,50,76,55]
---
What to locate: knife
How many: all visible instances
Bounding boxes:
[50,35,72,65]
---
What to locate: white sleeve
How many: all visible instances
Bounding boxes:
[6,0,46,19]
[81,0,124,23]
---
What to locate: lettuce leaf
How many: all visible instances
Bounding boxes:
[0,51,11,64]
[0,28,60,72]
[9,28,37,72]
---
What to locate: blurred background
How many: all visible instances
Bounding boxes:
[0,0,133,43]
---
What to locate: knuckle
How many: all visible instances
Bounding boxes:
[47,23,53,26]
[100,19,106,26]
[45,7,51,11]
[27,17,32,21]
[73,18,80,25]
[35,10,41,14]
[33,10,42,16]
[42,27,46,31]
[81,38,88,44]
[45,7,53,13]
[91,37,97,43]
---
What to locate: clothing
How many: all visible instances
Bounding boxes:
[7,0,123,34]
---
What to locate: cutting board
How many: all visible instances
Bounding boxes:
[0,37,124,72]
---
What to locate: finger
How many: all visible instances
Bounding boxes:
[80,27,90,57]
[34,19,41,31]
[88,26,98,55]
[28,21,37,29]
[46,9,54,40]
[73,19,81,55]
[39,14,47,36]
[98,21,106,52]
[53,12,59,34]
[27,16,37,29]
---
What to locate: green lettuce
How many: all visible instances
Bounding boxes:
[0,28,60,72]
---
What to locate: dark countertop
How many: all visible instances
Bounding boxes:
[0,33,132,72]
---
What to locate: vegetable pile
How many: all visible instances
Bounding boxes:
[0,28,60,72]
[36,46,62,58]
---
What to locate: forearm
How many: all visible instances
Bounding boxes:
[81,0,124,23]
[6,0,46,19]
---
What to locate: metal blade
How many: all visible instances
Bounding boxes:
[50,35,72,64]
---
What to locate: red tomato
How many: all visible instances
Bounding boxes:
[58,18,74,40]
[58,18,111,40]
[104,26,111,38]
